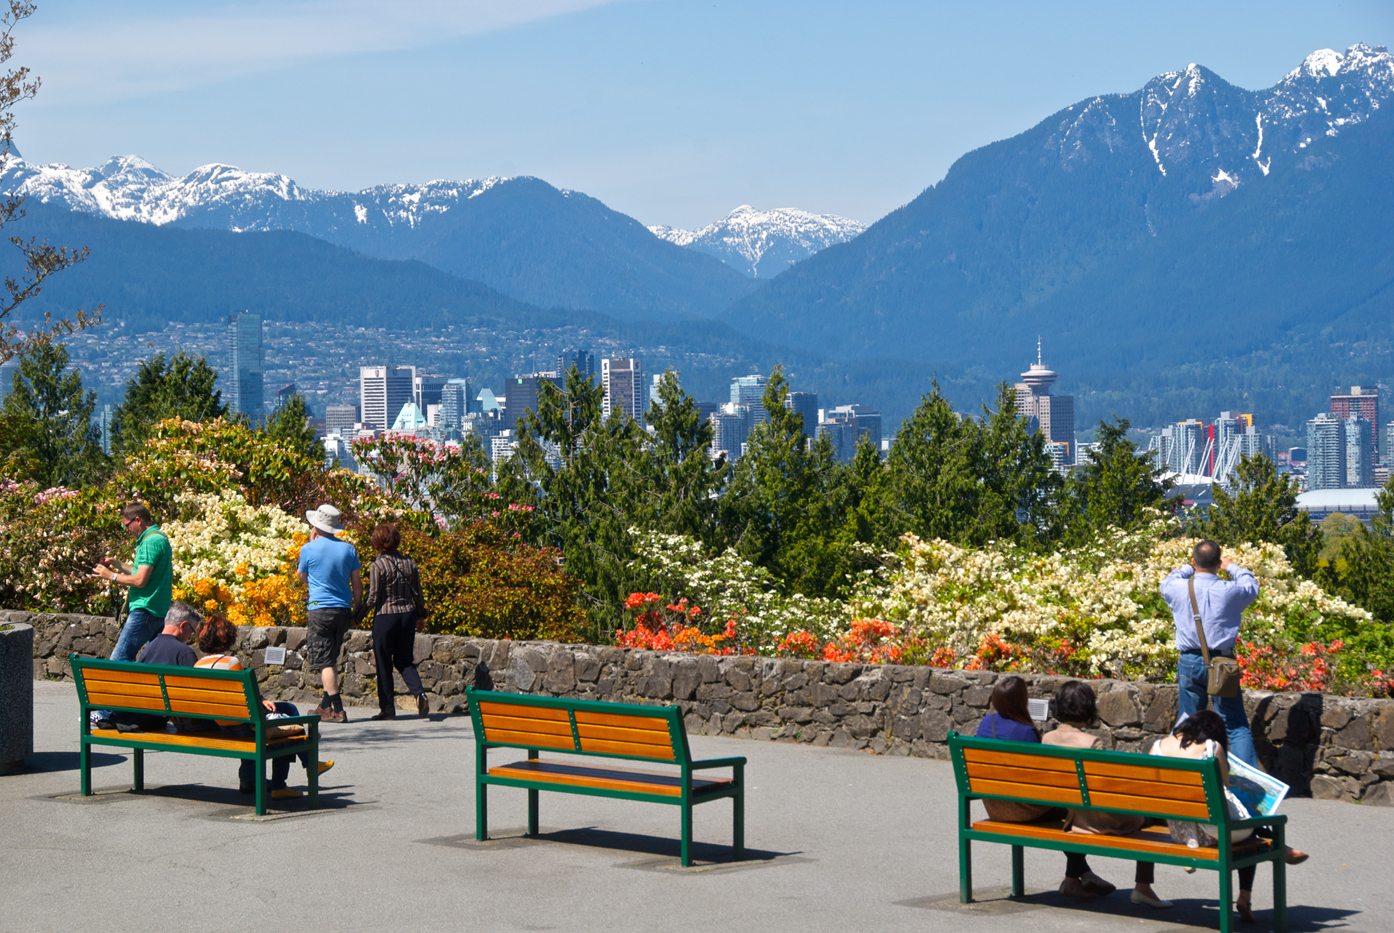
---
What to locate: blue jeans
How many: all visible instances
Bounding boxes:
[1177,652,1256,766]
[226,702,311,790]
[111,607,163,662]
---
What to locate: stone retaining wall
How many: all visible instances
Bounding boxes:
[12,608,1394,805]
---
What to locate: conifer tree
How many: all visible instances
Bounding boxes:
[1200,453,1320,577]
[0,340,104,485]
[1063,417,1176,545]
[262,392,320,461]
[110,351,226,455]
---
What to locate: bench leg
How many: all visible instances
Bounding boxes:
[475,780,488,842]
[528,788,539,837]
[1011,845,1024,898]
[132,749,144,792]
[255,759,267,817]
[959,836,973,904]
[80,741,91,796]
[1217,866,1233,933]
[680,801,693,867]
[308,747,319,811]
[732,792,744,861]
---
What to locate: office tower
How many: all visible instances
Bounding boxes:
[271,382,298,414]
[1330,386,1379,461]
[325,404,359,438]
[359,365,415,431]
[786,391,819,439]
[1306,413,1346,490]
[1344,415,1374,487]
[710,406,750,459]
[414,373,449,413]
[504,372,559,431]
[557,349,596,383]
[491,431,518,464]
[440,378,470,432]
[227,311,264,424]
[730,374,768,425]
[649,373,667,411]
[696,401,719,422]
[817,405,881,463]
[99,404,113,455]
[1012,343,1074,464]
[602,358,644,423]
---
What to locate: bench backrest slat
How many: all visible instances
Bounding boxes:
[72,656,261,726]
[468,689,687,765]
[950,731,1227,824]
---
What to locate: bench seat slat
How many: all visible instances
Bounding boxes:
[1082,760,1205,786]
[963,748,1076,772]
[1087,791,1211,820]
[573,710,671,732]
[970,778,1083,805]
[481,714,574,737]
[577,738,677,760]
[971,819,1221,861]
[88,727,305,751]
[483,728,577,750]
[489,759,728,797]
[477,701,570,722]
[965,762,1082,790]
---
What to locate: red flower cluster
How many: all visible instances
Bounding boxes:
[1237,639,1345,693]
[615,593,744,655]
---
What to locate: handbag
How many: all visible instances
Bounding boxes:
[1189,576,1241,698]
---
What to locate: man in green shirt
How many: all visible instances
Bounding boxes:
[92,502,174,662]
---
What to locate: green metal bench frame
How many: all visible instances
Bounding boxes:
[466,688,745,866]
[72,654,322,816]
[949,730,1288,933]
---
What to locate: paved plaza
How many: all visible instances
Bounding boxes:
[1,681,1389,933]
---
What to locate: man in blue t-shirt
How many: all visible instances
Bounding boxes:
[297,503,361,723]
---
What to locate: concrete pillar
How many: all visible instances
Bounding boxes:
[0,621,34,774]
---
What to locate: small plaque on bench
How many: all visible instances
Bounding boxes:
[1028,699,1049,721]
[264,646,287,665]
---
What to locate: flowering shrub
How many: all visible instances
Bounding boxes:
[0,479,122,613]
[614,592,749,654]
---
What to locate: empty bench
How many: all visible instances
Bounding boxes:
[948,730,1289,933]
[72,655,322,816]
[466,688,745,866]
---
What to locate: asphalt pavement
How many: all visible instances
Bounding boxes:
[0,680,1387,933]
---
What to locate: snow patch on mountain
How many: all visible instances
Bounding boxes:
[650,205,865,278]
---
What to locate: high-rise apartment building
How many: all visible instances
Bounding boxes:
[1330,386,1379,461]
[227,311,264,424]
[1307,413,1347,491]
[360,365,415,432]
[1012,344,1074,464]
[414,373,449,411]
[557,349,596,383]
[786,391,819,439]
[1344,415,1374,487]
[504,372,559,431]
[710,406,750,459]
[439,378,470,433]
[99,404,113,455]
[1149,420,1206,475]
[817,405,882,463]
[730,375,768,425]
[325,404,359,438]
[602,358,644,423]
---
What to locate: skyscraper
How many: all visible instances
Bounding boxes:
[786,391,819,439]
[817,405,881,463]
[1344,415,1374,487]
[227,311,264,424]
[325,404,359,438]
[730,374,768,425]
[1307,413,1346,491]
[1330,386,1379,462]
[359,365,415,432]
[557,349,596,383]
[602,358,644,423]
[1012,343,1074,464]
[504,372,559,431]
[710,406,750,459]
[440,378,470,433]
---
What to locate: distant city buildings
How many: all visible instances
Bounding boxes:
[1013,343,1074,465]
[710,406,750,460]
[818,404,881,463]
[1330,386,1379,461]
[601,357,644,423]
[1149,412,1274,485]
[227,311,264,424]
[439,378,471,434]
[0,358,17,400]
[359,365,415,431]
[786,391,818,440]
[557,349,596,383]
[325,404,359,438]
[271,381,298,414]
[504,372,559,431]
[99,404,113,455]
[730,374,768,425]
[1306,413,1347,491]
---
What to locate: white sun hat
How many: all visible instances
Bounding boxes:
[305,503,346,535]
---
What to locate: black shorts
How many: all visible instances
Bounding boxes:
[305,607,354,670]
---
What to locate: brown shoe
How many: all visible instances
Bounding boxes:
[319,707,348,723]
[417,693,430,718]
[1059,878,1096,899]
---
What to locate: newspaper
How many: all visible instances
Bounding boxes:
[1226,756,1289,817]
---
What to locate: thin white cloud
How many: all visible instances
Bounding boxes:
[22,0,626,104]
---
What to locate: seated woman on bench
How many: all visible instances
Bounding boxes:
[1045,680,1170,909]
[195,616,333,799]
[1150,709,1308,924]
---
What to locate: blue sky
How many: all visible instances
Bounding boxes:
[15,0,1394,229]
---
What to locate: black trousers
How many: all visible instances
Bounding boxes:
[373,611,424,713]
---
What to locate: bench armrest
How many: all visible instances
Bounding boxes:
[1230,814,1287,831]
[268,715,322,728]
[690,757,747,770]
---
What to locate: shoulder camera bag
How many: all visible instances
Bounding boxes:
[1189,576,1241,698]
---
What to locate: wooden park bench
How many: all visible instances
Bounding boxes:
[948,731,1289,933]
[466,688,745,866]
[72,655,323,816]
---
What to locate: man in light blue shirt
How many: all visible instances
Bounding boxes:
[1159,539,1260,765]
[298,503,361,723]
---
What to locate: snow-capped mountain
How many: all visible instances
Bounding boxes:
[650,205,865,278]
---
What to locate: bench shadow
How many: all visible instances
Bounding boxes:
[135,782,360,814]
[22,750,127,773]
[429,825,794,868]
[966,890,1360,931]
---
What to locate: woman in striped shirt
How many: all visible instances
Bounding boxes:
[356,522,429,720]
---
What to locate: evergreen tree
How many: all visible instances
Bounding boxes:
[110,351,226,454]
[262,392,320,461]
[1329,474,1394,620]
[0,340,104,485]
[1199,453,1320,577]
[636,370,727,544]
[1063,418,1176,545]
